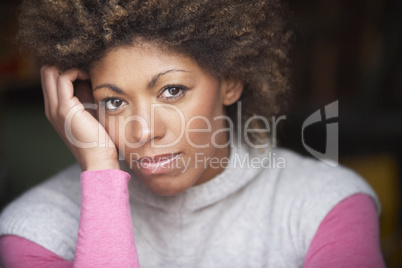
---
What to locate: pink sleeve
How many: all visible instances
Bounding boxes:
[304,193,385,268]
[0,235,73,268]
[0,169,140,268]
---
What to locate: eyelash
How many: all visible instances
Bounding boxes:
[158,84,189,100]
[100,84,189,112]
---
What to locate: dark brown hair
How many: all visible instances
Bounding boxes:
[17,0,292,145]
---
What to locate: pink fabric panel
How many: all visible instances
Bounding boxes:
[304,193,385,268]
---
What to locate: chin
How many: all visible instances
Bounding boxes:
[138,173,196,196]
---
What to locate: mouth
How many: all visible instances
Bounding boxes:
[135,153,182,175]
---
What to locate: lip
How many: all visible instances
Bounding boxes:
[136,153,182,175]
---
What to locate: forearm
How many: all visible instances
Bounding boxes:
[0,169,140,268]
[74,169,139,267]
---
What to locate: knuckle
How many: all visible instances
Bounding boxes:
[40,66,47,74]
[57,74,70,88]
[42,66,60,81]
[40,65,51,73]
[42,66,52,75]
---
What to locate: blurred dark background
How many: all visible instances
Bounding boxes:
[280,1,402,267]
[0,0,401,266]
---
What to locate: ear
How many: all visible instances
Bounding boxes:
[221,76,244,106]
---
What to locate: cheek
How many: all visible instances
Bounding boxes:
[187,83,224,118]
[181,90,226,147]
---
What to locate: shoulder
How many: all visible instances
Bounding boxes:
[248,147,380,258]
[271,147,379,209]
[0,163,82,260]
[248,147,378,205]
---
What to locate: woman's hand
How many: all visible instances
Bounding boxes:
[41,66,120,171]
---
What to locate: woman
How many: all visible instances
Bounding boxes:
[0,0,385,267]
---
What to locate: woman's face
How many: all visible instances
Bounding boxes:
[90,42,242,196]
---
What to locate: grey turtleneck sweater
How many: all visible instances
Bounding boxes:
[0,146,379,267]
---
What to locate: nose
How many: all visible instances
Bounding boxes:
[126,102,166,145]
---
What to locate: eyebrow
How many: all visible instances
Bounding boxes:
[92,69,189,93]
[93,83,123,93]
[147,69,189,88]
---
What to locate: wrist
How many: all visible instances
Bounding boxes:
[79,148,120,171]
[83,160,120,171]
[82,154,121,171]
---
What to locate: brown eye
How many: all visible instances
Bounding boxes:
[111,99,123,107]
[168,87,181,96]
[104,98,126,112]
[159,85,188,100]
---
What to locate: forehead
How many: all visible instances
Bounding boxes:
[90,43,196,77]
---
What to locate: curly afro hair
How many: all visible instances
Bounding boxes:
[17,0,292,145]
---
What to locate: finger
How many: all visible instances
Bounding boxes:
[57,69,89,107]
[40,66,50,117]
[41,66,61,119]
